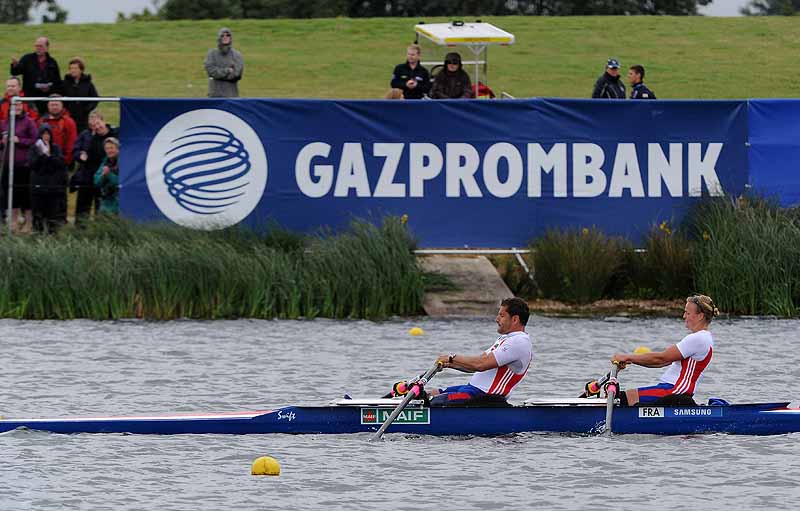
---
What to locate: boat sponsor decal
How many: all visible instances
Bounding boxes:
[276,410,296,422]
[639,407,723,419]
[360,407,430,425]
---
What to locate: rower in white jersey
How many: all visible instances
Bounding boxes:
[428,297,533,406]
[611,294,720,406]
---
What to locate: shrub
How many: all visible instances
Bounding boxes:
[531,227,629,304]
[625,221,693,299]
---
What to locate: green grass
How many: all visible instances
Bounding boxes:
[3,16,800,125]
[0,216,424,320]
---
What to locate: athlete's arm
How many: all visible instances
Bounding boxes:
[612,345,683,368]
[436,352,498,372]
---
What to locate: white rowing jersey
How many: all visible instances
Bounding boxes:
[469,331,532,397]
[659,329,714,394]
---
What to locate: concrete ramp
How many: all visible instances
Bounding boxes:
[419,255,513,317]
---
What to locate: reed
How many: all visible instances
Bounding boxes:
[531,227,629,304]
[0,216,423,320]
[621,221,694,300]
[688,196,800,317]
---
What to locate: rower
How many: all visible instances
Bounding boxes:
[390,297,532,406]
[611,294,719,406]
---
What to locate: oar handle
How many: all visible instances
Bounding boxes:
[370,361,443,441]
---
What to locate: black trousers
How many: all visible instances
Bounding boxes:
[32,193,67,234]
[75,185,98,226]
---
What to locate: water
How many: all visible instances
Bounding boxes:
[2,316,799,510]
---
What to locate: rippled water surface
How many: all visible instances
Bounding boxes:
[2,316,799,510]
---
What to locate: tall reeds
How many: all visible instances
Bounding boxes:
[0,216,423,320]
[689,196,800,316]
[519,195,799,317]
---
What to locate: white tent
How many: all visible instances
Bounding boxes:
[414,21,515,97]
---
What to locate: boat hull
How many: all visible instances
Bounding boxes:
[2,402,799,436]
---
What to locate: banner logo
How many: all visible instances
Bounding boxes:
[145,109,267,229]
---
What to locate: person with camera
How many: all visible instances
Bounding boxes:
[28,123,68,234]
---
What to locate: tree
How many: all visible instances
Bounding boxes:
[741,0,798,15]
[0,0,68,24]
[153,0,715,19]
[117,0,164,21]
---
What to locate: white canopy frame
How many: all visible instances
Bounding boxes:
[414,21,515,97]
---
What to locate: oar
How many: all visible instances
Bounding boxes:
[580,346,650,398]
[604,361,621,435]
[370,361,443,441]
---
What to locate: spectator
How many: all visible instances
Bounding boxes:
[592,58,626,99]
[94,137,120,215]
[385,44,430,100]
[10,37,62,115]
[75,110,118,220]
[1,76,39,123]
[628,65,657,100]
[62,57,99,133]
[429,53,473,99]
[0,102,37,234]
[28,124,68,234]
[38,95,77,166]
[69,110,96,224]
[204,28,244,98]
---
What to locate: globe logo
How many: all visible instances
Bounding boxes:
[146,109,268,229]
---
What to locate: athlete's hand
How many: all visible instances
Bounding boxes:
[611,353,630,368]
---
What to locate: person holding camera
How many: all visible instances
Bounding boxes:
[28,123,68,234]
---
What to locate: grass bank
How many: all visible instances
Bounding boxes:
[0,216,424,320]
[2,16,799,124]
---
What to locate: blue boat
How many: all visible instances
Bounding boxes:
[2,398,799,436]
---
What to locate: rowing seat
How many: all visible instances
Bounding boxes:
[430,393,511,408]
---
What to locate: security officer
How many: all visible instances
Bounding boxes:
[628,65,657,100]
[386,44,431,100]
[591,58,626,99]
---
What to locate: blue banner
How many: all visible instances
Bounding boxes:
[120,98,748,247]
[748,99,800,207]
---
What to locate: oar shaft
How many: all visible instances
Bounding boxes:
[604,364,620,435]
[371,362,442,441]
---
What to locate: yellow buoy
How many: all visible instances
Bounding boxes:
[633,346,652,354]
[409,327,425,336]
[251,456,280,476]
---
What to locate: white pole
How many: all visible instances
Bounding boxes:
[6,97,17,235]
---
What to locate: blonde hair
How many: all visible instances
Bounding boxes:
[687,295,720,323]
[407,44,421,55]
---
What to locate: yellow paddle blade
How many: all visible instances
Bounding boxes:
[633,346,651,354]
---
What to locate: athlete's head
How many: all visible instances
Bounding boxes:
[497,297,530,334]
[685,294,719,326]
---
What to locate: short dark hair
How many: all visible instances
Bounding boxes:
[68,57,85,71]
[630,65,645,79]
[501,297,530,326]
